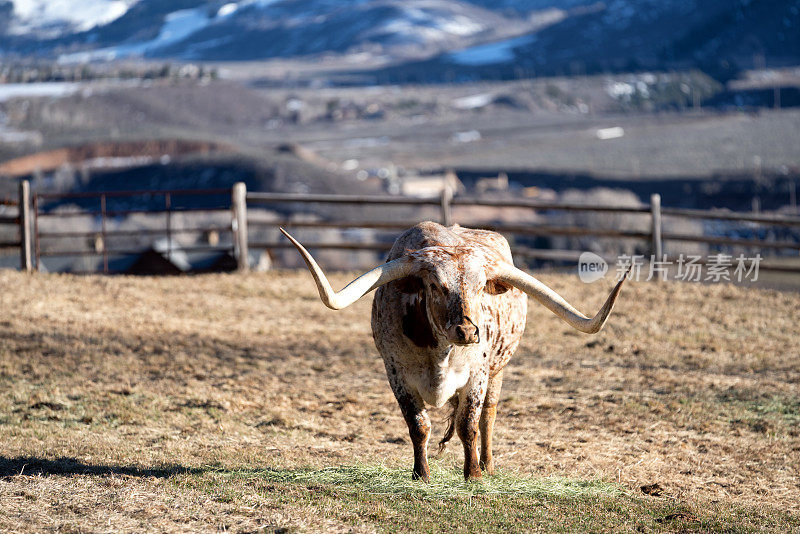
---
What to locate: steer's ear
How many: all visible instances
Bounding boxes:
[485,279,512,295]
[395,276,424,294]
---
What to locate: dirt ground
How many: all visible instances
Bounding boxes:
[0,270,798,532]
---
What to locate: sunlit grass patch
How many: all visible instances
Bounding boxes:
[213,462,621,500]
[174,463,642,532]
[173,463,799,532]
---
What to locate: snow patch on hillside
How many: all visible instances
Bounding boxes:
[374,7,485,44]
[216,0,281,17]
[216,3,239,17]
[9,0,136,35]
[0,82,81,101]
[448,34,535,65]
[139,8,212,51]
[447,7,565,66]
[60,7,213,62]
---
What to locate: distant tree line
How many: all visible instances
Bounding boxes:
[0,61,218,84]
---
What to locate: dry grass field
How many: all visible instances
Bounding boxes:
[0,270,798,532]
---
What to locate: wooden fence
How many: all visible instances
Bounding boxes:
[0,183,26,270]
[6,180,800,275]
[28,186,233,274]
[240,187,800,274]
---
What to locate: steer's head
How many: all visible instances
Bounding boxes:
[397,246,509,345]
[280,227,628,336]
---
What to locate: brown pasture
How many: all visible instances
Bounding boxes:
[0,270,798,531]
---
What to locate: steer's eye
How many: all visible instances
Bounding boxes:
[429,282,447,295]
[485,280,511,295]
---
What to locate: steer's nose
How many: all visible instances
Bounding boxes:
[452,320,479,345]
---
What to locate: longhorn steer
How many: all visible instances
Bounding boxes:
[282,221,627,481]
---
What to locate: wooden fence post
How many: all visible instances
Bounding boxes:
[650,193,662,264]
[440,186,452,227]
[19,180,32,273]
[232,182,249,272]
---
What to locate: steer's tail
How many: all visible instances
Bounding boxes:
[436,397,459,456]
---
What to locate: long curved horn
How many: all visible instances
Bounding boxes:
[281,228,413,310]
[497,263,629,334]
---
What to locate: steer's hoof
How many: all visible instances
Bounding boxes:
[464,469,483,481]
[412,469,430,483]
[480,460,495,476]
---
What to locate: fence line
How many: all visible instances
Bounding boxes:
[28,186,234,273]
[5,180,800,275]
[243,185,800,275]
[258,219,653,240]
[661,207,800,226]
[245,191,654,213]
[0,187,24,270]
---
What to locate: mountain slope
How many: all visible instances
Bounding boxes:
[1,0,798,78]
[154,1,518,61]
[1,0,531,62]
[368,0,800,82]
[509,0,800,71]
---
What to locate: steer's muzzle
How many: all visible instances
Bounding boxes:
[448,317,480,345]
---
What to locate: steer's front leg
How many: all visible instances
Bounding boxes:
[386,365,431,482]
[457,373,488,480]
[479,369,504,475]
[404,406,431,482]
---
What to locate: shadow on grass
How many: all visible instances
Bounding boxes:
[0,455,204,479]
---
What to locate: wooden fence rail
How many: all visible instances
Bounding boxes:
[28,185,234,274]
[5,180,800,275]
[242,185,800,276]
[661,207,800,226]
[0,184,26,270]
